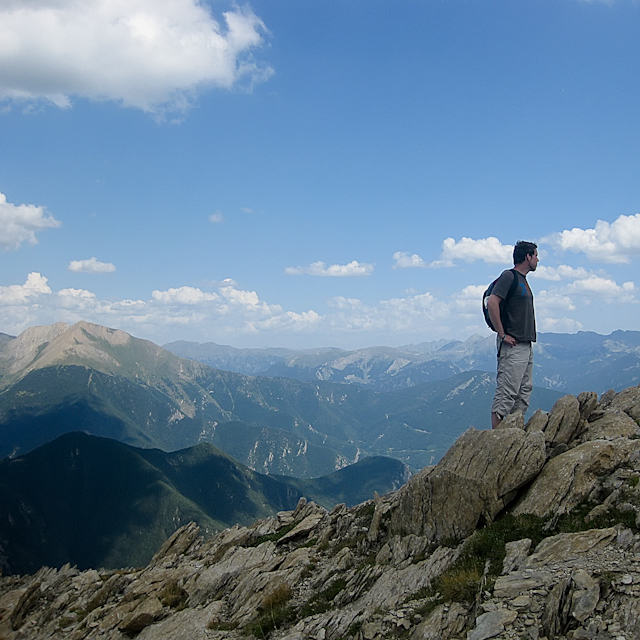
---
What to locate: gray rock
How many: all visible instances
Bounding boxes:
[544,395,581,446]
[571,570,600,623]
[541,577,571,638]
[578,391,599,421]
[526,528,618,566]
[411,602,470,640]
[514,439,640,518]
[392,428,545,542]
[118,596,164,634]
[525,408,549,433]
[467,609,517,640]
[580,409,640,442]
[502,538,532,575]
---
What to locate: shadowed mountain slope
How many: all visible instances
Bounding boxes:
[0,432,408,575]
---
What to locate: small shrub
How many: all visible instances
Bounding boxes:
[437,567,482,603]
[159,579,188,610]
[251,523,297,546]
[245,583,295,638]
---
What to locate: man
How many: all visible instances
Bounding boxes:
[487,241,539,429]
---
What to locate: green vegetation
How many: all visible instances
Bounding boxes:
[244,583,295,639]
[407,501,640,612]
[158,579,188,610]
[250,523,297,547]
[299,577,348,618]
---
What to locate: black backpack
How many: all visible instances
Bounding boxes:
[482,269,519,332]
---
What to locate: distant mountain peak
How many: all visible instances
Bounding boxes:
[0,321,163,388]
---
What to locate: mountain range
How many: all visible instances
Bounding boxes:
[0,431,408,574]
[0,322,561,474]
[165,330,640,394]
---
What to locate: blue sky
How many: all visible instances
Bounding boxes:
[1,0,640,349]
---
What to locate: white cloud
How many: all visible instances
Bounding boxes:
[0,0,273,115]
[544,214,640,263]
[535,290,576,311]
[209,211,224,224]
[392,251,427,269]
[152,286,219,305]
[538,317,584,333]
[566,276,637,302]
[285,261,374,277]
[0,272,52,304]
[0,192,61,250]
[327,296,362,310]
[430,236,513,268]
[532,265,592,281]
[68,257,116,273]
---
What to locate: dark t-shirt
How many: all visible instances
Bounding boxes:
[492,269,536,343]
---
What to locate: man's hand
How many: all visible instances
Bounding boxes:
[502,334,518,347]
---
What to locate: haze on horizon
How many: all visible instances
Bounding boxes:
[1,0,639,350]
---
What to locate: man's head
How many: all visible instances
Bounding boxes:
[513,241,538,271]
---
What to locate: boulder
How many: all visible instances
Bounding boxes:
[501,538,531,575]
[410,602,470,640]
[118,595,164,634]
[580,409,640,442]
[513,439,640,518]
[577,391,598,420]
[467,609,517,640]
[392,428,546,542]
[608,385,640,421]
[543,395,581,446]
[525,528,618,566]
[525,409,548,432]
[151,522,200,567]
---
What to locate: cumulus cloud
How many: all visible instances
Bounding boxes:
[566,276,637,302]
[0,192,61,250]
[538,316,584,333]
[392,251,427,269]
[543,214,640,263]
[285,261,374,277]
[0,0,273,114]
[532,265,592,281]
[68,257,116,274]
[0,272,52,304]
[430,236,513,268]
[152,286,219,305]
[535,290,576,311]
[209,211,224,224]
[327,297,362,310]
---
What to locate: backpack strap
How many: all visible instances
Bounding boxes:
[500,269,520,335]
[506,269,519,300]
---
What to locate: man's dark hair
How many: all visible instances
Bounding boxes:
[513,241,537,265]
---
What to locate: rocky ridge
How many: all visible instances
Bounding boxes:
[2,386,640,640]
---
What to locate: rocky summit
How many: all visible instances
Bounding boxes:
[2,386,640,640]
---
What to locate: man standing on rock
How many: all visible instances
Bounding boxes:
[487,240,539,429]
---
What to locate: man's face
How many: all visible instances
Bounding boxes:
[526,249,539,271]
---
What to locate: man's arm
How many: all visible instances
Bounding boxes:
[487,294,517,346]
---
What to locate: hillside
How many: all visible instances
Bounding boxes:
[1,383,639,640]
[0,321,561,472]
[0,432,408,575]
